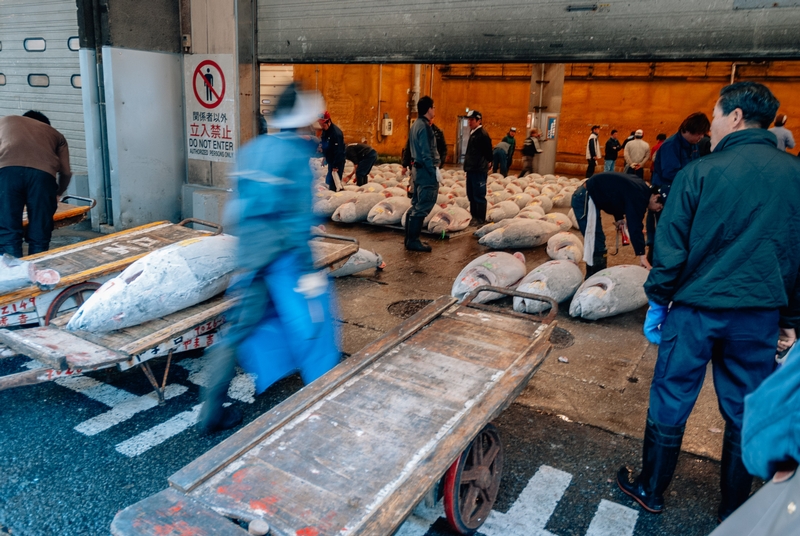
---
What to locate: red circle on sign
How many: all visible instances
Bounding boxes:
[193,60,226,109]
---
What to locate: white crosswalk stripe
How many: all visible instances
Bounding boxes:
[115,404,203,457]
[74,384,188,436]
[585,500,639,536]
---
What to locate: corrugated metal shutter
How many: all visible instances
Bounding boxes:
[256,0,800,63]
[0,0,86,174]
[259,64,294,123]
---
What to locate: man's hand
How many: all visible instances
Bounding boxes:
[614,220,625,231]
[643,300,669,344]
[639,255,652,270]
[778,327,797,352]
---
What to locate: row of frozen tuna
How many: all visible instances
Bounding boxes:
[450,251,649,320]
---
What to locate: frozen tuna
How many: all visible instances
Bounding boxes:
[487,200,521,222]
[67,234,238,332]
[382,187,409,198]
[513,260,584,314]
[428,205,472,234]
[542,212,573,232]
[531,195,554,213]
[358,183,384,194]
[478,219,560,249]
[0,254,60,293]
[451,251,527,303]
[367,197,412,225]
[401,204,443,228]
[332,193,385,223]
[313,191,359,218]
[329,249,386,277]
[546,232,584,263]
[568,208,580,229]
[569,265,649,320]
[552,188,575,208]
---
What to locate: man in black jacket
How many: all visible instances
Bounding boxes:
[318,111,345,191]
[520,128,542,177]
[463,110,493,224]
[570,172,663,277]
[603,130,621,172]
[617,82,800,522]
[344,142,378,186]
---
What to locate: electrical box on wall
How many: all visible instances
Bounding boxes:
[382,117,393,136]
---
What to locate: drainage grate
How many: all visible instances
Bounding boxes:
[549,327,575,349]
[387,299,434,319]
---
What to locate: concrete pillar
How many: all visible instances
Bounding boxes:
[528,64,565,176]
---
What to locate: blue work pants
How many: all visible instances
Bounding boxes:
[570,184,606,258]
[0,166,58,257]
[649,305,779,434]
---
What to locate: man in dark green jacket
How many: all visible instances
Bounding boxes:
[617,82,800,521]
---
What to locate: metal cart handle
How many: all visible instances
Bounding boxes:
[461,285,559,324]
[178,218,223,235]
[311,230,359,246]
[59,195,97,209]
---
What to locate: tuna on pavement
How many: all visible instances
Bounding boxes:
[66,234,238,332]
[428,205,472,234]
[477,219,559,249]
[451,251,527,303]
[569,264,649,320]
[367,197,412,225]
[546,232,584,263]
[513,260,584,314]
[328,249,386,277]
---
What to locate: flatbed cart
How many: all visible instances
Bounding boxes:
[110,287,557,536]
[0,219,222,329]
[22,195,98,230]
[0,234,360,399]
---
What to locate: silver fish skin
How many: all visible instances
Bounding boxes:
[367,197,412,225]
[531,195,554,213]
[546,232,584,263]
[332,193,385,223]
[478,219,560,249]
[428,205,472,234]
[329,248,385,277]
[0,254,36,294]
[542,213,573,232]
[401,204,443,228]
[451,251,527,303]
[513,260,584,313]
[569,264,649,320]
[66,234,238,333]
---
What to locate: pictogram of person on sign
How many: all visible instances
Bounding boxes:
[204,68,214,102]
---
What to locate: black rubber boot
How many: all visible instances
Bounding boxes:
[617,416,685,514]
[718,426,753,521]
[198,343,243,435]
[405,216,431,252]
[585,252,608,279]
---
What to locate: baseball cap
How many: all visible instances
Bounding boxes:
[467,110,482,120]
[510,127,517,132]
[635,129,644,137]
[319,110,331,122]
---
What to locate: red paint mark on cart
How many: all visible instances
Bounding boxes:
[249,496,278,514]
[167,504,183,515]
[296,528,320,536]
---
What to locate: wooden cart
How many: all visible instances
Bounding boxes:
[1,219,222,329]
[0,234,360,399]
[110,287,556,536]
[22,195,98,230]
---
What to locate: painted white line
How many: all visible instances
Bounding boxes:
[227,371,256,403]
[74,384,188,436]
[585,499,638,536]
[115,403,203,458]
[55,375,139,407]
[480,465,572,536]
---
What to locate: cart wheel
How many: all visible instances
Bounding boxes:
[443,423,504,534]
[44,282,101,325]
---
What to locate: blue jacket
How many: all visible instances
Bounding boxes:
[743,344,800,480]
[651,131,697,194]
[227,131,319,273]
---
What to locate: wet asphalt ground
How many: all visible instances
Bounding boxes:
[0,221,737,535]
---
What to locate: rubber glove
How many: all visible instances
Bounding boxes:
[643,300,669,345]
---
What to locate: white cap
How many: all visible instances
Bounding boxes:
[635,129,644,138]
[270,87,325,129]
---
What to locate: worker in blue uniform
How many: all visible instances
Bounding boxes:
[199,84,340,434]
[617,82,800,522]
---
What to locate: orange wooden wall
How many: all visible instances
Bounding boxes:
[291,62,800,173]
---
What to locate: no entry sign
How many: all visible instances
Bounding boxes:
[184,54,236,163]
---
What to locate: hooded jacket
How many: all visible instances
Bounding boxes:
[644,129,800,329]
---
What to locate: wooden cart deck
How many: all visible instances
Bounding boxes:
[111,289,556,536]
[0,235,360,392]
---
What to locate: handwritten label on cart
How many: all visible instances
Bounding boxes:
[0,297,38,327]
[119,315,226,371]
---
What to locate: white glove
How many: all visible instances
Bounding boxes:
[295,271,328,299]
[436,168,443,184]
